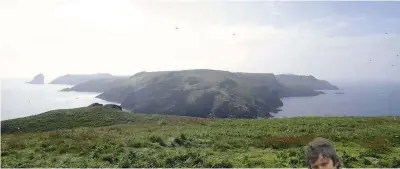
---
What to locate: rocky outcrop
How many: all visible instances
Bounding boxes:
[88,103,103,107]
[27,74,44,84]
[103,104,122,110]
[88,103,122,110]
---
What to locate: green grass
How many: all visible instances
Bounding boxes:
[1,107,192,134]
[1,107,400,168]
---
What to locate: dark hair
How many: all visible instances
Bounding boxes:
[305,137,341,169]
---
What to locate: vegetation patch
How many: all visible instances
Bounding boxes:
[1,108,399,168]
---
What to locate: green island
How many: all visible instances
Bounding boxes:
[1,107,399,168]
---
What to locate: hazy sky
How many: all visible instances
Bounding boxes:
[1,0,399,82]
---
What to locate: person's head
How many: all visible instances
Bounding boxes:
[305,137,341,169]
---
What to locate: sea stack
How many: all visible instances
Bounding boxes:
[27,74,44,84]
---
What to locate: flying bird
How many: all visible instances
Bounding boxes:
[233,33,236,36]
[175,27,178,30]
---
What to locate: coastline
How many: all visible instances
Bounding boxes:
[1,80,117,120]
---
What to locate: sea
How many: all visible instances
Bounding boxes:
[1,79,116,121]
[275,81,400,118]
[1,79,400,121]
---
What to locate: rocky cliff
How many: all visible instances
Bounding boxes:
[59,69,339,118]
[27,74,44,84]
[97,70,286,118]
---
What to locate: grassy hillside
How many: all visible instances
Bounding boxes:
[58,70,338,118]
[99,69,286,118]
[97,69,285,103]
[1,107,399,168]
[61,76,129,93]
[276,74,339,90]
[49,73,115,85]
[1,107,192,134]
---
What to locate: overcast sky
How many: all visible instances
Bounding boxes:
[1,0,399,82]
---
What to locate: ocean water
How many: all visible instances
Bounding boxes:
[1,79,116,120]
[276,82,400,117]
[1,79,399,121]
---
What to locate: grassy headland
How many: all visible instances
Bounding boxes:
[1,107,399,168]
[59,70,339,118]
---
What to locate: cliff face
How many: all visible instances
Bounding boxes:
[50,73,114,85]
[96,70,286,118]
[59,70,338,118]
[27,74,44,84]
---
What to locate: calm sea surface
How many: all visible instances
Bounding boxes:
[276,82,400,117]
[1,79,116,120]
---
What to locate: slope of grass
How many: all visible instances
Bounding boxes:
[1,107,399,168]
[1,107,194,134]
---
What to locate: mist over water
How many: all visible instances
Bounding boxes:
[1,79,116,120]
